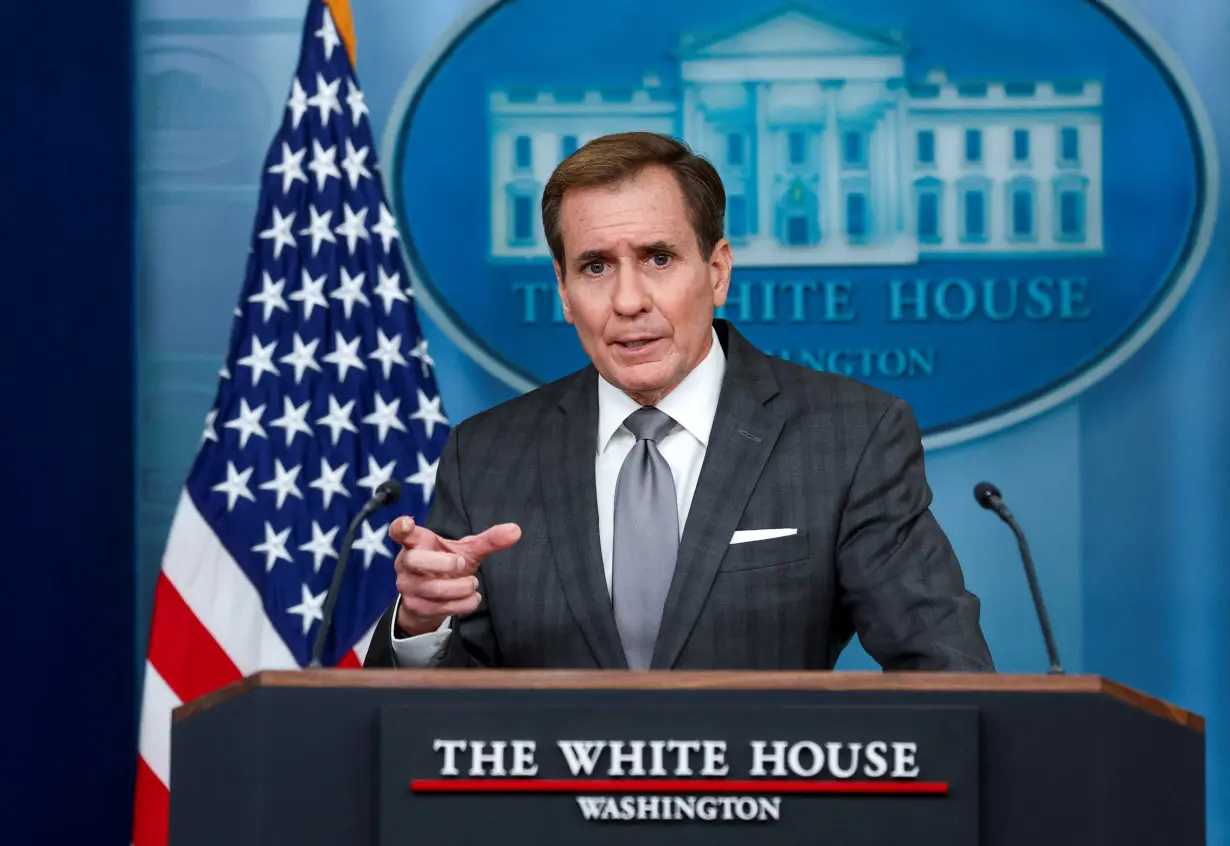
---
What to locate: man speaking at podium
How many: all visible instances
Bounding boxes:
[364,131,993,673]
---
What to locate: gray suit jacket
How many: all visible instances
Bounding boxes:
[364,319,993,671]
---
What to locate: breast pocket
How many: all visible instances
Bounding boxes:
[717,530,810,573]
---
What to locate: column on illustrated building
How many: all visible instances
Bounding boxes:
[821,79,844,250]
[870,110,888,247]
[892,79,910,242]
[754,81,773,250]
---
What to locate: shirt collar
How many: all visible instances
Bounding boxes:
[596,327,726,453]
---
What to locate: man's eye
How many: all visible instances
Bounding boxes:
[586,261,605,274]
[651,253,671,266]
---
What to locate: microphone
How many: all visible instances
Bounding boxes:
[309,480,403,668]
[973,481,1064,674]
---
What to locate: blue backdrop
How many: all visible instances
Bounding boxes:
[4,0,1227,843]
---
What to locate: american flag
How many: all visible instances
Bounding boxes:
[132,1,448,842]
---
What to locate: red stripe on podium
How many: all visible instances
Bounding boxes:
[410,779,948,795]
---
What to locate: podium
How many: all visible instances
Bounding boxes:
[168,670,1204,845]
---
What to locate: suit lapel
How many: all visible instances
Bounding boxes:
[540,369,629,669]
[650,323,783,669]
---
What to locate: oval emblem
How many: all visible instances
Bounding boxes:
[385,0,1218,447]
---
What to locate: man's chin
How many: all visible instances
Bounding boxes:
[604,364,676,401]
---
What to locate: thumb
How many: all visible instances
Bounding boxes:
[445,523,522,562]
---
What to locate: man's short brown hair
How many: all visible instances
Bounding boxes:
[541,131,726,268]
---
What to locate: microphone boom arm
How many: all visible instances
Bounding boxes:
[998,505,1064,674]
[309,480,402,668]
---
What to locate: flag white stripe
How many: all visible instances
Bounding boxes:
[160,489,299,674]
[352,620,378,664]
[137,662,181,788]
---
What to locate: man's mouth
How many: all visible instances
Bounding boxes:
[617,339,657,349]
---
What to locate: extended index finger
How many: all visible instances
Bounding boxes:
[388,516,441,550]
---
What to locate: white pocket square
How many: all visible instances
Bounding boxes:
[730,528,797,545]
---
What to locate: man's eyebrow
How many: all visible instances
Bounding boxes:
[573,248,607,265]
[638,240,678,254]
[571,241,679,265]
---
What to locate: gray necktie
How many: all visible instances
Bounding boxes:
[612,407,679,670]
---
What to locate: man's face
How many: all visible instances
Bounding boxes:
[553,164,732,406]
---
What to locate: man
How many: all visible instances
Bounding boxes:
[364,131,993,672]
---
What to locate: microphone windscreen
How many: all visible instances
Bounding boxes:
[375,479,402,505]
[973,481,1002,509]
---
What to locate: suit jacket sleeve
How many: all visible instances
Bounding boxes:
[363,427,501,669]
[835,397,994,671]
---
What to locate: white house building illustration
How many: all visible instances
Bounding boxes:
[487,4,1104,266]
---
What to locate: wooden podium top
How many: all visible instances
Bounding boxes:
[174,670,1203,732]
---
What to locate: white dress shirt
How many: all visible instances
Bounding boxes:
[389,328,727,666]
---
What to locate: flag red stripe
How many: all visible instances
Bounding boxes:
[146,573,244,703]
[132,756,170,846]
[337,649,362,668]
[409,779,949,795]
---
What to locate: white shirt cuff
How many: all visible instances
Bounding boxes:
[388,597,452,666]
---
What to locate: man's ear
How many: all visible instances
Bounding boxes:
[709,238,733,308]
[553,259,574,324]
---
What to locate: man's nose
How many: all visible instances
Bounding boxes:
[610,261,652,316]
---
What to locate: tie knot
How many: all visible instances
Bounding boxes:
[624,407,676,443]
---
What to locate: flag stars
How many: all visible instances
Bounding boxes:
[323,331,366,381]
[369,328,407,378]
[409,338,434,376]
[362,392,409,444]
[248,272,290,322]
[331,268,370,319]
[341,139,372,188]
[314,9,342,61]
[212,461,257,511]
[316,395,359,445]
[357,456,397,498]
[267,142,307,194]
[258,207,297,259]
[202,408,218,443]
[258,459,304,509]
[286,77,308,129]
[298,205,337,257]
[373,267,407,315]
[308,140,341,191]
[411,389,449,439]
[291,269,329,319]
[334,203,370,254]
[309,457,350,509]
[345,78,369,126]
[252,522,295,573]
[237,337,280,385]
[278,332,323,384]
[352,521,394,569]
[372,203,400,254]
[270,396,314,447]
[286,584,328,636]
[406,453,439,503]
[299,521,340,573]
[223,398,268,448]
[307,72,343,126]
